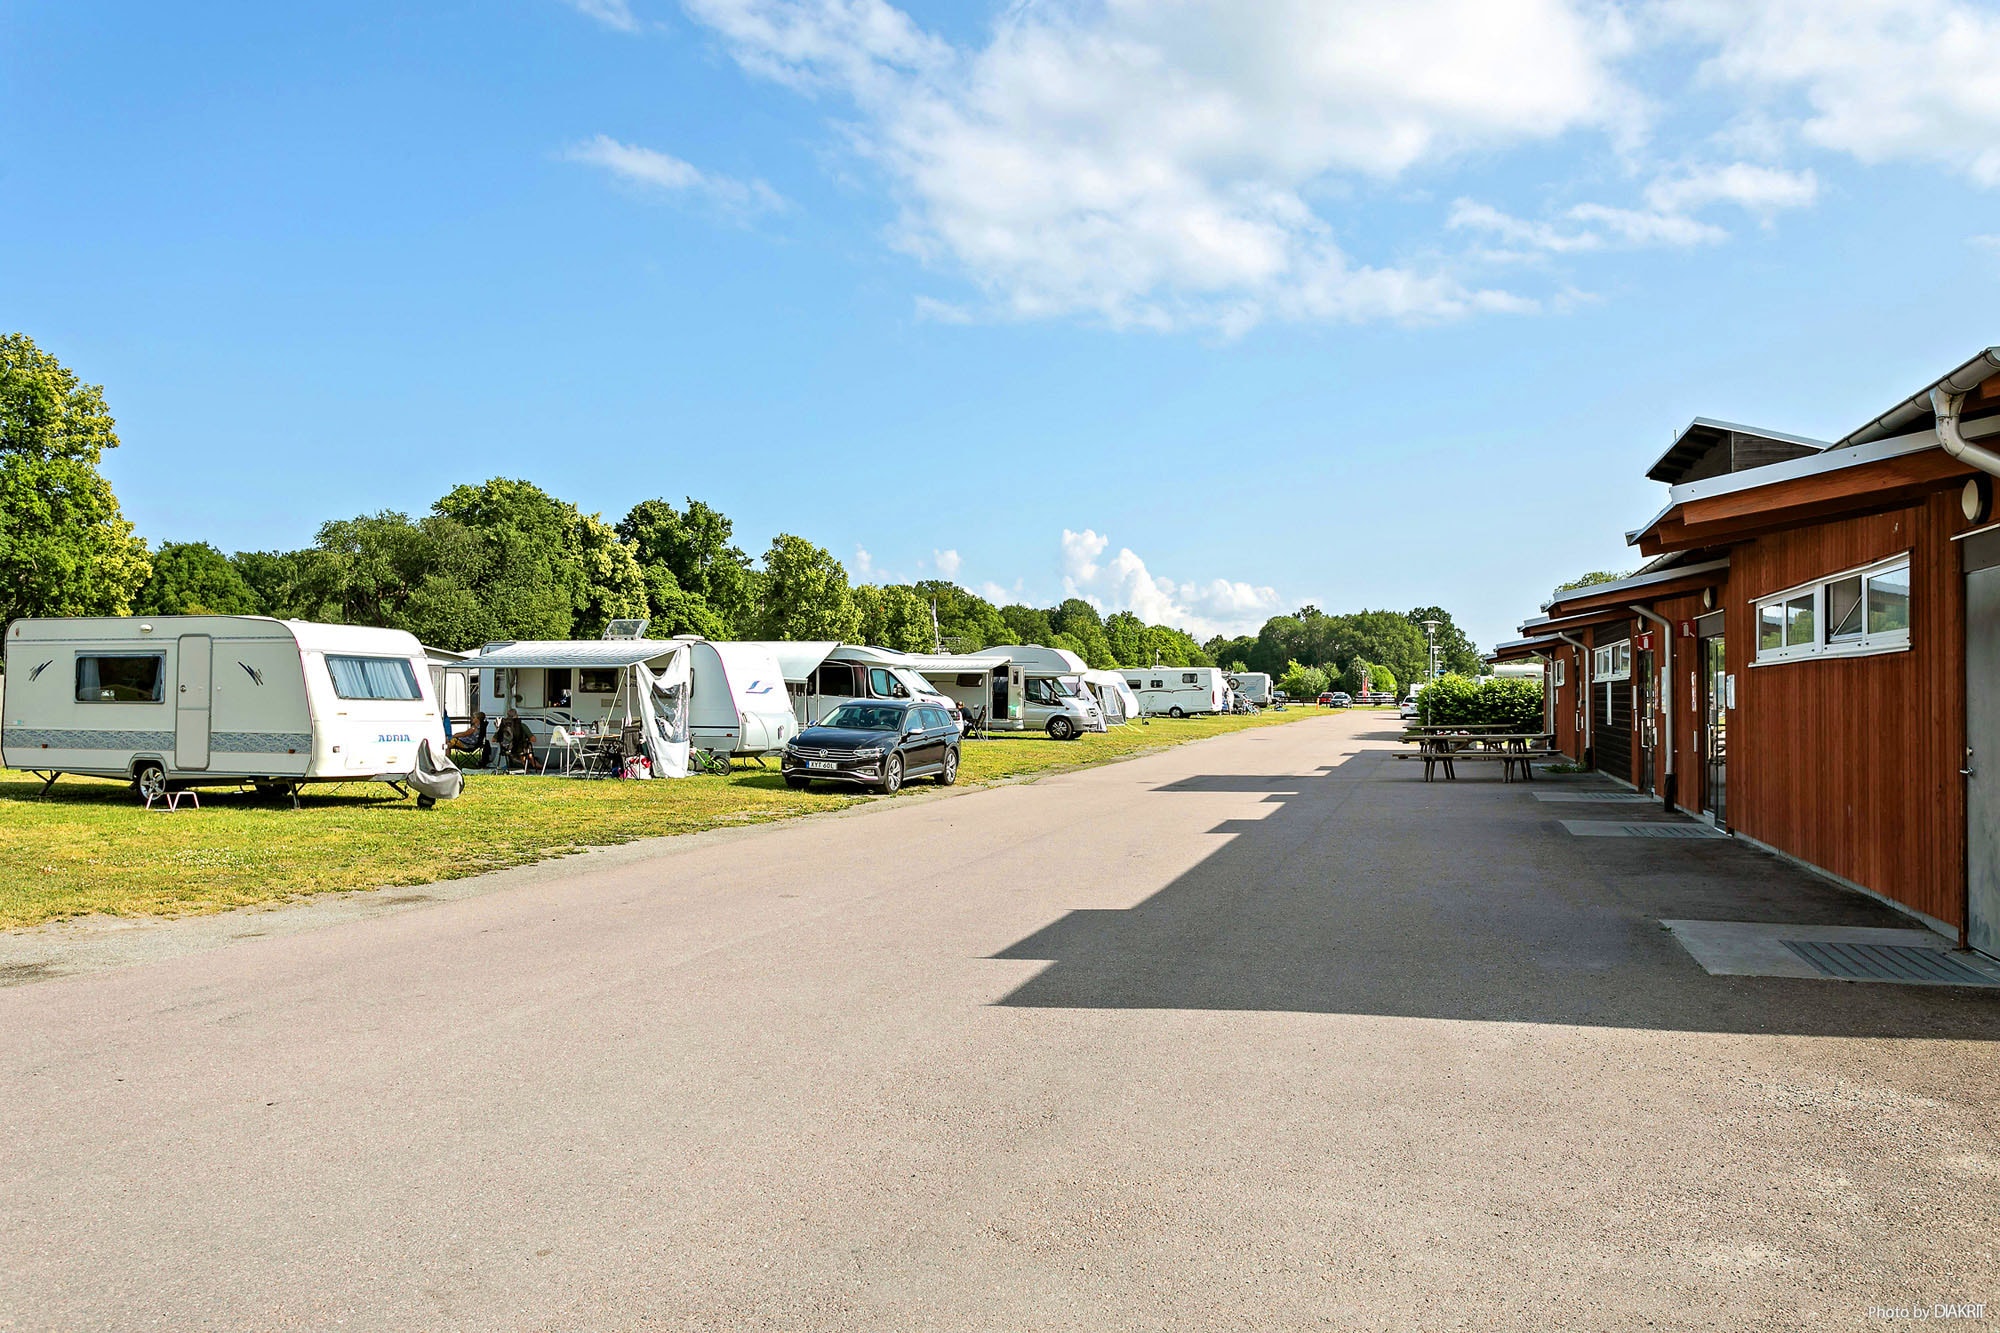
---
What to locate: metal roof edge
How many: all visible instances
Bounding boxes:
[1834,346,2000,450]
[1544,557,1731,610]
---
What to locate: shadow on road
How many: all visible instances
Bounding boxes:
[991,748,2000,1040]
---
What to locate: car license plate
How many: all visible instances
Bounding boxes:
[808,760,838,770]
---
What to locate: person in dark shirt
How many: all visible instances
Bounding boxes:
[493,709,534,773]
[448,711,489,765]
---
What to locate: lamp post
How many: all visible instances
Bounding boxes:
[1420,619,1440,686]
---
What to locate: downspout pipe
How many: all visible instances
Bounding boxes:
[1556,632,1590,763]
[1933,386,2000,478]
[1631,605,1674,812]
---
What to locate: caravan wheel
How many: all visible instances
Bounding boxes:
[1168,706,1185,718]
[132,762,167,804]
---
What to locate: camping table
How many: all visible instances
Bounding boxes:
[1399,732,1558,783]
[574,734,624,778]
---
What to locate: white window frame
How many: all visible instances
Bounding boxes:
[1751,553,1911,666]
[1592,641,1631,682]
[1553,658,1566,687]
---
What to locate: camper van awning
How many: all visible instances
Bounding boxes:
[470,641,683,669]
[902,654,1002,674]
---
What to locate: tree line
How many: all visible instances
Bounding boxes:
[0,332,1486,676]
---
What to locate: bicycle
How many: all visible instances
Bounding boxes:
[690,748,733,776]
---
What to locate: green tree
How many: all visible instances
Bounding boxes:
[0,333,151,622]
[759,534,860,640]
[915,580,1009,652]
[1406,606,1484,676]
[1276,660,1328,699]
[854,583,935,652]
[617,497,757,636]
[1049,598,1117,668]
[134,541,260,615]
[231,549,338,620]
[1104,611,1149,666]
[999,604,1053,645]
[1554,569,1632,596]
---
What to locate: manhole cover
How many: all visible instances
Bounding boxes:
[1782,940,2000,985]
[1561,820,1725,839]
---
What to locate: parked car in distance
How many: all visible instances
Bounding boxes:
[1327,691,1352,708]
[781,700,960,794]
[1398,695,1421,720]
[1317,691,1335,706]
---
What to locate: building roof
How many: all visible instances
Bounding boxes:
[1644,418,1827,485]
[1833,346,2000,450]
[1542,558,1730,613]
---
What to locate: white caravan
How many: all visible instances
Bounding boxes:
[3,616,458,805]
[1124,665,1230,718]
[1227,671,1273,707]
[971,645,1102,739]
[1078,669,1141,725]
[474,637,794,759]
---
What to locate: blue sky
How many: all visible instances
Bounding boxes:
[6,0,2000,652]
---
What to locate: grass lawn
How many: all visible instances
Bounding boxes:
[0,706,1329,930]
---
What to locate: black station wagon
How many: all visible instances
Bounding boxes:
[782,700,961,794]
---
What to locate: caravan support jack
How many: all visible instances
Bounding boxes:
[33,771,60,799]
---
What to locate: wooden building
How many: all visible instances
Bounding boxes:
[1507,349,2000,957]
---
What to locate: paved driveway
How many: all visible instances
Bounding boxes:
[3,712,1997,1330]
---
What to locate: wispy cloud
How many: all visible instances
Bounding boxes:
[566,134,785,215]
[562,0,641,33]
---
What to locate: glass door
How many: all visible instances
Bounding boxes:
[1701,635,1727,826]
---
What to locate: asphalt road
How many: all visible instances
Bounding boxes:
[4,712,1998,1330]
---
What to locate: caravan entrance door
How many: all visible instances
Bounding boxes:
[175,634,212,771]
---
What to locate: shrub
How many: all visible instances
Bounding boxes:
[1415,674,1543,730]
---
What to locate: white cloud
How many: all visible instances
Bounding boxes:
[1447,199,1603,255]
[1059,528,1279,638]
[563,0,641,32]
[566,134,786,214]
[932,548,961,577]
[1566,202,1729,247]
[1642,162,1819,217]
[680,0,1637,330]
[1665,0,2000,186]
[977,580,1018,605]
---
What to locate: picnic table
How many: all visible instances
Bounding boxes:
[1396,730,1559,783]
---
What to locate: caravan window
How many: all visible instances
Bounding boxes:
[1150,679,1164,689]
[326,655,422,701]
[956,673,985,688]
[1182,673,1198,684]
[580,669,619,693]
[1127,679,1143,690]
[75,654,164,703]
[814,663,859,696]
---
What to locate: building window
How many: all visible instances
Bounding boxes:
[75,654,165,703]
[1754,556,1911,663]
[1592,642,1631,681]
[1553,658,1566,687]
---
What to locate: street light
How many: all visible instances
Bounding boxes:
[1420,619,1441,684]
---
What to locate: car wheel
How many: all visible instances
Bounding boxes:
[784,774,810,790]
[1046,716,1075,741]
[879,753,903,794]
[132,761,166,804]
[1169,706,1185,718]
[936,747,959,786]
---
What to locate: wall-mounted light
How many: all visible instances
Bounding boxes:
[1964,475,1993,525]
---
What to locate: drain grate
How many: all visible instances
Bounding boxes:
[1534,792,1658,804]
[1782,940,2000,985]
[1561,820,1725,839]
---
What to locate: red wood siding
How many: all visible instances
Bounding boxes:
[1724,490,1968,929]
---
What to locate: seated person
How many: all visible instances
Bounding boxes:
[448,711,489,762]
[493,709,534,772]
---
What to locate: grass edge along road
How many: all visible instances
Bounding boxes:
[1,707,1347,930]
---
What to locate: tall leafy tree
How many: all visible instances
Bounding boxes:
[914,580,1009,652]
[1049,598,1117,668]
[853,583,935,652]
[999,604,1054,645]
[0,333,151,622]
[134,541,260,615]
[758,534,860,640]
[1405,606,1484,676]
[618,497,757,636]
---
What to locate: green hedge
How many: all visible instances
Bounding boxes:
[1414,674,1543,729]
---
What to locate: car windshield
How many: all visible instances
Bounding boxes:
[820,703,907,731]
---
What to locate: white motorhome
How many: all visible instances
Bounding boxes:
[972,644,1102,739]
[754,642,964,731]
[1078,669,1141,725]
[1227,671,1273,707]
[2,616,458,805]
[474,637,794,759]
[1124,665,1229,718]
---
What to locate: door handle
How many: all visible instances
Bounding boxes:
[1964,747,1976,778]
